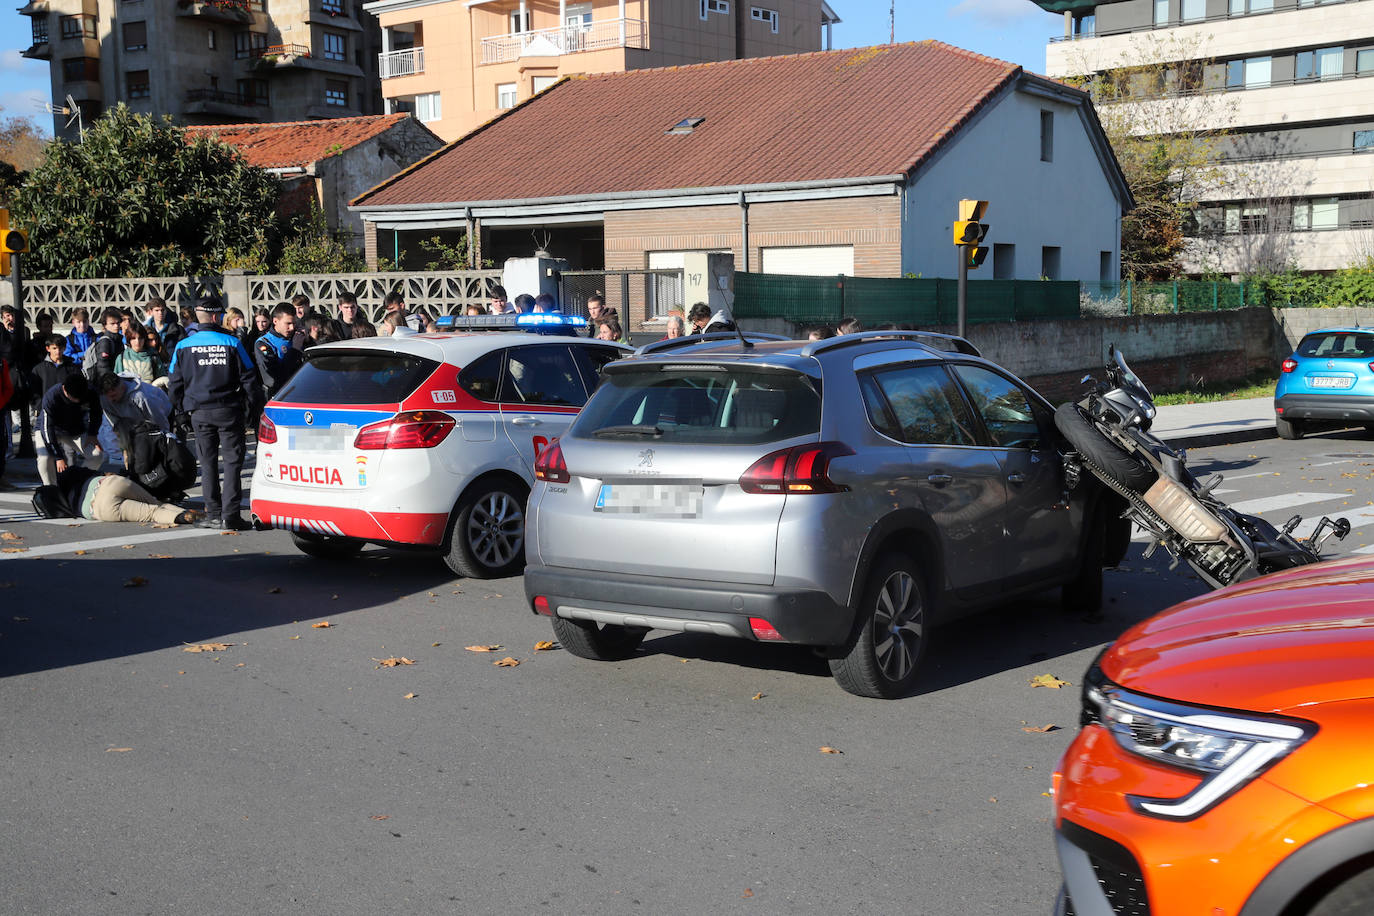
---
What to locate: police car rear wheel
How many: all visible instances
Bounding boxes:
[446,480,526,579]
[291,531,365,561]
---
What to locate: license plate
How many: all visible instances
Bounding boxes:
[594,483,703,517]
[1309,376,1354,389]
[289,427,352,450]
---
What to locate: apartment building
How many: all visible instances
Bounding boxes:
[21,0,384,142]
[1037,0,1374,275]
[364,0,841,141]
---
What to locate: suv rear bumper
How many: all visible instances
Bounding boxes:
[524,564,853,646]
[1275,393,1374,422]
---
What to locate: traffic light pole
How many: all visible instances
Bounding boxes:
[956,245,968,340]
[11,251,32,458]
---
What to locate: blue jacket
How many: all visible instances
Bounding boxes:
[63,326,96,361]
[253,330,303,399]
[168,324,257,414]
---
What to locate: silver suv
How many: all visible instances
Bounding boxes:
[523,331,1128,698]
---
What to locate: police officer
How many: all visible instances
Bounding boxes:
[168,297,257,531]
[254,302,303,403]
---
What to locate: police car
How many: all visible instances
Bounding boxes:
[249,314,628,577]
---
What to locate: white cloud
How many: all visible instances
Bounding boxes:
[948,0,1045,22]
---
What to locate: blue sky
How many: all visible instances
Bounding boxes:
[0,0,1063,134]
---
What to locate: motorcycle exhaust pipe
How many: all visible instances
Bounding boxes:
[1142,478,1228,543]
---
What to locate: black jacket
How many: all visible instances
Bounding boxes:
[167,324,257,415]
[254,330,304,400]
[39,381,100,452]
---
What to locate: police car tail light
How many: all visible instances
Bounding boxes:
[534,439,569,483]
[740,442,854,495]
[258,414,277,444]
[353,411,456,450]
[1281,358,1298,373]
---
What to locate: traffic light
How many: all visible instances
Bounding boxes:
[953,220,987,246]
[967,246,988,270]
[0,208,27,277]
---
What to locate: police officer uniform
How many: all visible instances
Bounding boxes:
[254,327,303,402]
[168,299,257,530]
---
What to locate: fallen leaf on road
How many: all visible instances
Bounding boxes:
[289,635,300,640]
[147,553,174,559]
[465,645,502,652]
[374,657,416,668]
[331,594,339,600]
[234,663,245,668]
[221,531,241,536]
[74,550,86,555]
[426,591,436,598]
[493,656,520,667]
[533,640,556,651]
[1022,724,1062,733]
[1,547,27,553]
[0,531,22,541]
[989,796,998,803]
[370,815,390,821]
[485,593,503,599]
[403,692,417,699]
[311,621,332,628]
[820,746,843,755]
[121,544,134,549]
[266,586,282,594]
[752,693,765,700]
[106,747,133,753]
[123,576,149,588]
[742,889,754,899]
[431,642,441,647]
[183,643,233,653]
[1029,674,1070,689]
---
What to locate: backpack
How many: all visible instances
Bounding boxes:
[114,419,197,499]
[32,484,74,519]
[81,338,102,382]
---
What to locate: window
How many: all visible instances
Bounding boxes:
[1041,246,1061,280]
[1153,0,1169,25]
[1039,110,1053,162]
[324,80,348,106]
[531,75,557,94]
[31,19,48,44]
[864,365,977,446]
[248,0,265,9]
[207,28,216,50]
[62,57,100,82]
[1359,50,1374,74]
[458,351,503,403]
[1226,56,1271,89]
[1294,197,1339,231]
[1229,0,1273,12]
[509,9,530,32]
[123,21,147,52]
[322,30,345,61]
[700,0,729,18]
[235,31,266,59]
[60,15,97,41]
[237,78,268,105]
[751,6,778,32]
[951,366,1043,450]
[992,243,1015,280]
[565,2,592,28]
[414,91,441,122]
[322,0,343,12]
[126,70,150,99]
[496,82,517,109]
[1355,130,1374,151]
[1181,0,1204,21]
[1224,204,1268,233]
[278,353,441,405]
[1296,47,1343,81]
[502,347,588,407]
[1072,13,1095,36]
[1100,251,1113,284]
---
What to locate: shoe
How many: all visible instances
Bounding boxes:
[175,510,204,526]
[223,514,252,532]
[194,517,224,529]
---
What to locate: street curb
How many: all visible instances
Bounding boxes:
[1165,426,1277,450]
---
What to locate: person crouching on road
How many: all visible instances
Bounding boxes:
[168,297,257,531]
[55,467,200,526]
[39,372,103,483]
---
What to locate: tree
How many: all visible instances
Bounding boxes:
[0,113,48,174]
[11,104,280,279]
[275,203,366,274]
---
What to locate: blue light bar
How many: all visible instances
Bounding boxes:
[517,313,587,327]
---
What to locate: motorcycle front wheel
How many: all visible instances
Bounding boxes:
[1055,403,1157,493]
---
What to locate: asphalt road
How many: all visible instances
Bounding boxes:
[3,429,1373,915]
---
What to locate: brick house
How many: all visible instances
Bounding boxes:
[186,113,443,252]
[351,41,1131,292]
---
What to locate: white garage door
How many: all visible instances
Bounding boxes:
[761,245,855,276]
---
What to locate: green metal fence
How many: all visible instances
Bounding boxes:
[731,273,1081,327]
[1079,280,1263,316]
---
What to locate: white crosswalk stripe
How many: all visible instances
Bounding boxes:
[1228,492,1347,515]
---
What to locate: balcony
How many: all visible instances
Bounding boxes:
[480,18,647,65]
[379,47,423,79]
[250,43,312,71]
[23,23,49,58]
[184,88,263,119]
[18,0,49,14]
[1108,72,1374,135]
[177,0,253,24]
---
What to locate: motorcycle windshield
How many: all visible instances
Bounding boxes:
[1113,349,1155,412]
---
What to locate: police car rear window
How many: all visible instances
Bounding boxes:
[573,367,820,445]
[276,352,440,405]
[1297,333,1374,359]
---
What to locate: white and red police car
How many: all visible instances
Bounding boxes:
[249,315,627,577]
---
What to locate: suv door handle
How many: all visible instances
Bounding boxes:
[1007,472,1027,485]
[511,416,541,427]
[927,473,953,486]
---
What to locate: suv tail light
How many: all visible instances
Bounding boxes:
[353,411,456,450]
[1281,358,1298,373]
[739,442,854,495]
[257,413,277,444]
[534,439,569,483]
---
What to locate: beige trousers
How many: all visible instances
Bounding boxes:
[90,475,184,525]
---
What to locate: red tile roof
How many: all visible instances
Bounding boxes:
[185,113,414,169]
[356,42,1029,208]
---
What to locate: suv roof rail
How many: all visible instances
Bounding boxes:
[800,330,981,359]
[634,331,789,357]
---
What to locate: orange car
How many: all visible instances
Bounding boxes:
[1053,555,1374,916]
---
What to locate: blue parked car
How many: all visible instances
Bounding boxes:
[1275,327,1374,439]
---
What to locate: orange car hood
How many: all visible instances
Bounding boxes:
[1102,556,1374,713]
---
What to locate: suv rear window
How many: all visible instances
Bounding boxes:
[1297,333,1374,359]
[574,367,820,444]
[276,351,440,405]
